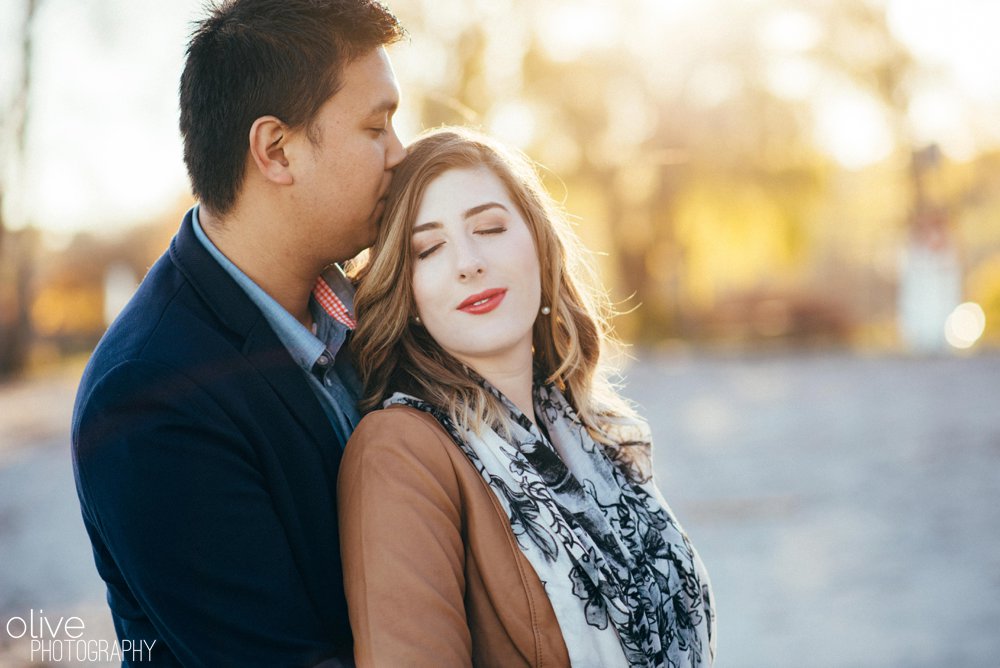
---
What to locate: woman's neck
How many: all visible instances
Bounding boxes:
[463,348,536,426]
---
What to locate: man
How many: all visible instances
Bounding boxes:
[71,1,405,665]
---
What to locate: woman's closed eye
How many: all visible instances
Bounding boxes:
[416,226,506,260]
[416,242,444,260]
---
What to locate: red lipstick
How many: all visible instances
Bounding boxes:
[457,288,507,315]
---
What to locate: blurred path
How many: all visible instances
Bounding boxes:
[623,351,1000,668]
[1,352,999,666]
[0,367,116,667]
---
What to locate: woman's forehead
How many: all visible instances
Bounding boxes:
[415,167,513,221]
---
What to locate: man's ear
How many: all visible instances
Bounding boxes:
[248,116,294,185]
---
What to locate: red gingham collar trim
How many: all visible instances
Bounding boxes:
[312,276,356,330]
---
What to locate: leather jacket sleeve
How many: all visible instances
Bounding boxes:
[338,407,473,668]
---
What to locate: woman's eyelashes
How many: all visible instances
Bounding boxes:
[416,242,444,260]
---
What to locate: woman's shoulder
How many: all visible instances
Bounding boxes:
[354,403,440,433]
[340,405,467,510]
[345,405,456,467]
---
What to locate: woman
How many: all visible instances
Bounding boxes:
[340,127,715,667]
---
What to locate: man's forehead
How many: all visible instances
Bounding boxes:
[338,48,400,109]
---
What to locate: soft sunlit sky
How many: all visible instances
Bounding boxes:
[1,0,998,240]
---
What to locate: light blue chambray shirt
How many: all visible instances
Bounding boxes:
[191,205,361,446]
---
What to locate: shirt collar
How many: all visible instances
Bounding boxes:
[190,205,356,372]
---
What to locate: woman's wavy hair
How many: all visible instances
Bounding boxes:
[351,126,634,438]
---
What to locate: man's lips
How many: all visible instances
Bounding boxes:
[457,288,507,314]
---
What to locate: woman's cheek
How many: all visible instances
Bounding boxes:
[411,267,440,323]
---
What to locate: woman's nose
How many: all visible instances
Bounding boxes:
[455,240,485,280]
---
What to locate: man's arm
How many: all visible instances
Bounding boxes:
[74,359,337,667]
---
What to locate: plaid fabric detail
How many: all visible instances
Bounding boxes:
[313,276,356,330]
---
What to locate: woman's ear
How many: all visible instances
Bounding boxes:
[248,116,294,185]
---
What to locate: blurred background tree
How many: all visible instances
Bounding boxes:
[0,0,41,378]
[388,0,1000,349]
[1,0,999,380]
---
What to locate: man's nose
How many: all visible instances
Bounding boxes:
[385,126,406,170]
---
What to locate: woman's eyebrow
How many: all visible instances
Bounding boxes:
[412,202,509,235]
[463,202,508,219]
[412,221,443,234]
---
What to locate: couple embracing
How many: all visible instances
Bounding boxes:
[71,1,715,666]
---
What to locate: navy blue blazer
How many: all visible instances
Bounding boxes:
[72,211,351,666]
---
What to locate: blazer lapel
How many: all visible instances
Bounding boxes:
[164,210,348,631]
[242,318,345,459]
[169,209,343,462]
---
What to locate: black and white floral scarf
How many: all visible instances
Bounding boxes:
[384,380,715,667]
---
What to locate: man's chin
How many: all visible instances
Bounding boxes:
[371,199,387,226]
[358,211,381,250]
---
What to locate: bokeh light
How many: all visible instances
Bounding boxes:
[945,301,987,349]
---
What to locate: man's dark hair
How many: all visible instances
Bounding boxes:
[179,0,404,216]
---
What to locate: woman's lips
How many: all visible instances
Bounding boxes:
[457,288,507,315]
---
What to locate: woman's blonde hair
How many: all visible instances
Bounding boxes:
[351,126,633,437]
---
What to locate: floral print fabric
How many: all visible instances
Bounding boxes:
[384,381,715,667]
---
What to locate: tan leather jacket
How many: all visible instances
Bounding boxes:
[339,405,571,667]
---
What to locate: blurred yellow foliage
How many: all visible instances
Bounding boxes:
[675,182,801,309]
[966,254,1000,343]
[31,286,104,338]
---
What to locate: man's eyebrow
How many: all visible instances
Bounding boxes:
[463,202,508,219]
[367,99,398,116]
